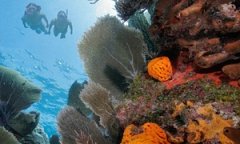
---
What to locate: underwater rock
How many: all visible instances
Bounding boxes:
[0,126,20,144]
[49,134,61,144]
[8,111,40,136]
[67,80,91,116]
[19,125,49,144]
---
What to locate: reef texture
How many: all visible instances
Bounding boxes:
[116,76,240,143]
[148,0,240,86]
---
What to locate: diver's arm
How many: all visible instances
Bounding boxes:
[69,21,73,34]
[21,16,28,28]
[41,14,49,28]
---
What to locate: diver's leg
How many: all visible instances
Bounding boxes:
[54,28,60,37]
[60,33,66,39]
[39,24,47,34]
[36,29,41,34]
[60,28,67,39]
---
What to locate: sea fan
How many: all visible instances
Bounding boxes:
[78,15,146,99]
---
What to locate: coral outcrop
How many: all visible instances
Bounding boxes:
[148,0,240,84]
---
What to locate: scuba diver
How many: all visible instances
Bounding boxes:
[21,3,49,34]
[48,10,73,39]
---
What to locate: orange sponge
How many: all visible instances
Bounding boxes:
[121,122,170,144]
[147,56,173,82]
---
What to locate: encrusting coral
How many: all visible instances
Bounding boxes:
[121,122,169,144]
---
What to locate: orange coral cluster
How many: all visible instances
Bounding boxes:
[121,122,170,144]
[172,102,235,143]
[147,56,173,82]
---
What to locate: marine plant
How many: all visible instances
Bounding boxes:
[57,106,110,144]
[79,81,122,143]
[78,15,146,99]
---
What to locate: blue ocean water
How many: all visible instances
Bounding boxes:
[0,0,115,136]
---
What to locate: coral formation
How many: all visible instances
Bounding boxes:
[78,15,146,99]
[121,122,169,144]
[57,106,110,144]
[147,56,173,82]
[148,0,240,84]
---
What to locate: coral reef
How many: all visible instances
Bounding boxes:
[79,81,122,143]
[148,0,240,84]
[121,122,169,144]
[78,15,146,99]
[57,106,110,144]
[116,76,240,142]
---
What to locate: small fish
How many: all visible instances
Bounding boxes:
[223,127,240,144]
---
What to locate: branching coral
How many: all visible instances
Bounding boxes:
[78,15,146,99]
[57,106,110,144]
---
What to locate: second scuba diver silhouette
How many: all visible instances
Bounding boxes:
[21,3,48,34]
[49,10,73,39]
